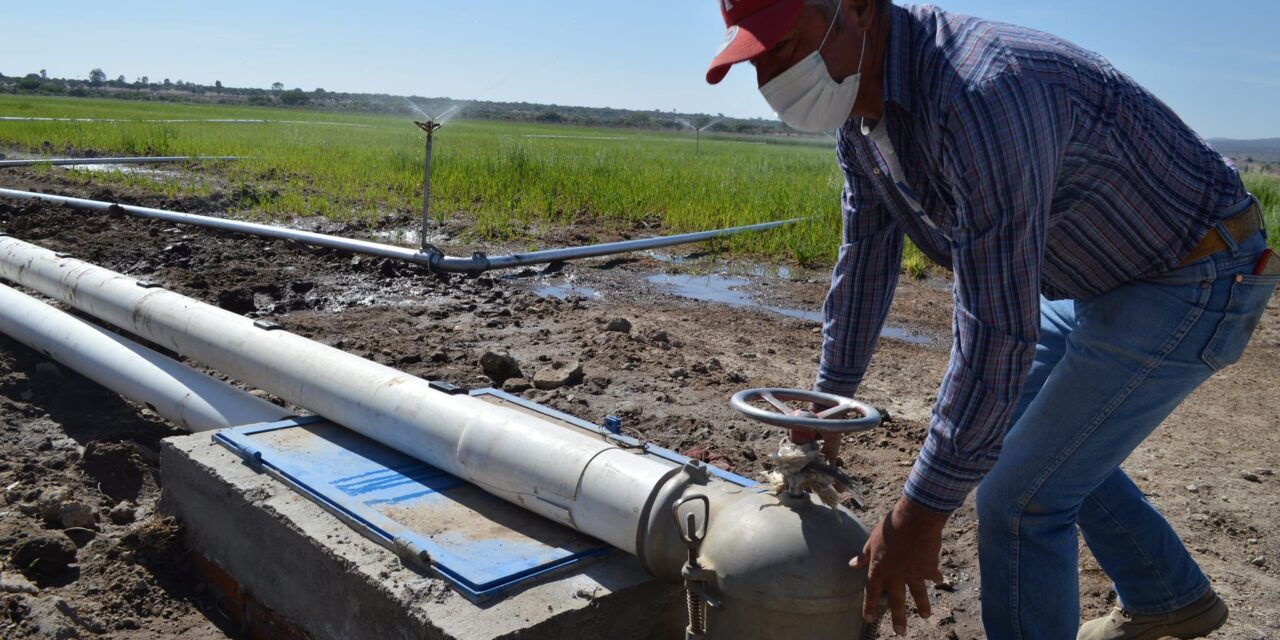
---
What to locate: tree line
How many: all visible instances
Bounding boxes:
[0,69,788,135]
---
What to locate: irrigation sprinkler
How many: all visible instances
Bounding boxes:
[413,119,442,252]
[0,187,803,275]
[407,100,468,251]
[677,118,722,155]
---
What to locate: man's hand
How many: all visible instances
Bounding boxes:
[850,496,948,636]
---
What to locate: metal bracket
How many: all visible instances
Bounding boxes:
[429,380,468,395]
[236,443,265,472]
[253,319,284,332]
[135,280,162,289]
[53,252,73,259]
[603,416,622,434]
[682,460,711,486]
[392,536,434,572]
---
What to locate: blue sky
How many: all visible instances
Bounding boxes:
[3,1,1277,138]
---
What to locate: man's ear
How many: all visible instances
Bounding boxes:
[845,0,879,32]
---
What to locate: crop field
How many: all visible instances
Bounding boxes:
[0,96,868,265]
[0,95,1275,275]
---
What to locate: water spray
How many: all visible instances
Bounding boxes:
[677,118,722,155]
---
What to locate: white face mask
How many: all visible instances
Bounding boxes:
[760,4,866,133]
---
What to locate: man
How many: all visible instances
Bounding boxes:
[706,1,1277,639]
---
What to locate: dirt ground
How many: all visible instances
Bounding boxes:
[0,167,1277,639]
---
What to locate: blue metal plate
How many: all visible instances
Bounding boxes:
[214,417,611,604]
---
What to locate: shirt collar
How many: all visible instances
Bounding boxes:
[881,3,914,111]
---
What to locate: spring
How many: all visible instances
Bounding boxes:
[686,586,705,634]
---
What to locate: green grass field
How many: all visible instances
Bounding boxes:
[0,95,1276,274]
[0,95,860,266]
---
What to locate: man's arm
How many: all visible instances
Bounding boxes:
[904,73,1060,514]
[856,74,1062,635]
[815,132,903,401]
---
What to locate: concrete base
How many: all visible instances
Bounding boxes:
[160,433,684,640]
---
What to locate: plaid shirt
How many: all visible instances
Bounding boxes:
[816,4,1250,513]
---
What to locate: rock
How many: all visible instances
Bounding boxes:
[533,361,585,390]
[108,501,136,525]
[727,370,748,384]
[38,489,96,530]
[501,378,532,393]
[669,367,688,379]
[26,595,105,636]
[10,533,77,576]
[1240,471,1262,483]
[1185,484,1199,493]
[604,317,632,333]
[0,571,38,594]
[38,488,69,523]
[398,353,423,365]
[479,351,522,383]
[1252,556,1267,567]
[56,502,95,530]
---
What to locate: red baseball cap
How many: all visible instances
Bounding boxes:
[706,0,806,85]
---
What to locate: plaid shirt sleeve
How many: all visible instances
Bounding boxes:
[814,136,904,399]
[904,74,1059,514]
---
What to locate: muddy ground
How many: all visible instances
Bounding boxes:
[0,167,1277,639]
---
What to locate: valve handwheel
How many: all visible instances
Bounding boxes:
[730,388,882,444]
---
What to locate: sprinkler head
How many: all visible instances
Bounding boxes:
[413,120,443,137]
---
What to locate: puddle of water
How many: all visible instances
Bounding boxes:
[535,278,601,301]
[371,227,423,247]
[881,326,931,346]
[60,164,179,178]
[647,272,930,345]
[649,251,792,279]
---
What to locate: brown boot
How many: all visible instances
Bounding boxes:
[1077,591,1228,640]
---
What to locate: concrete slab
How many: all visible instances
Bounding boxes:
[160,432,684,640]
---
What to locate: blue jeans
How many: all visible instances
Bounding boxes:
[976,229,1279,639]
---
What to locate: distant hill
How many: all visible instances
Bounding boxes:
[0,70,788,136]
[1208,138,1280,164]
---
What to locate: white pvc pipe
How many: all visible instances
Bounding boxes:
[0,237,673,553]
[0,283,290,431]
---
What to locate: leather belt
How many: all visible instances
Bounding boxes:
[1179,201,1264,267]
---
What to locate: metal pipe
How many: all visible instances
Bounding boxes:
[0,187,800,274]
[0,283,289,431]
[0,235,673,553]
[413,119,442,251]
[0,156,239,168]
[0,187,431,264]
[426,218,800,274]
[422,132,434,250]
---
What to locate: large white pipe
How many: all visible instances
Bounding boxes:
[0,283,290,431]
[0,236,672,553]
